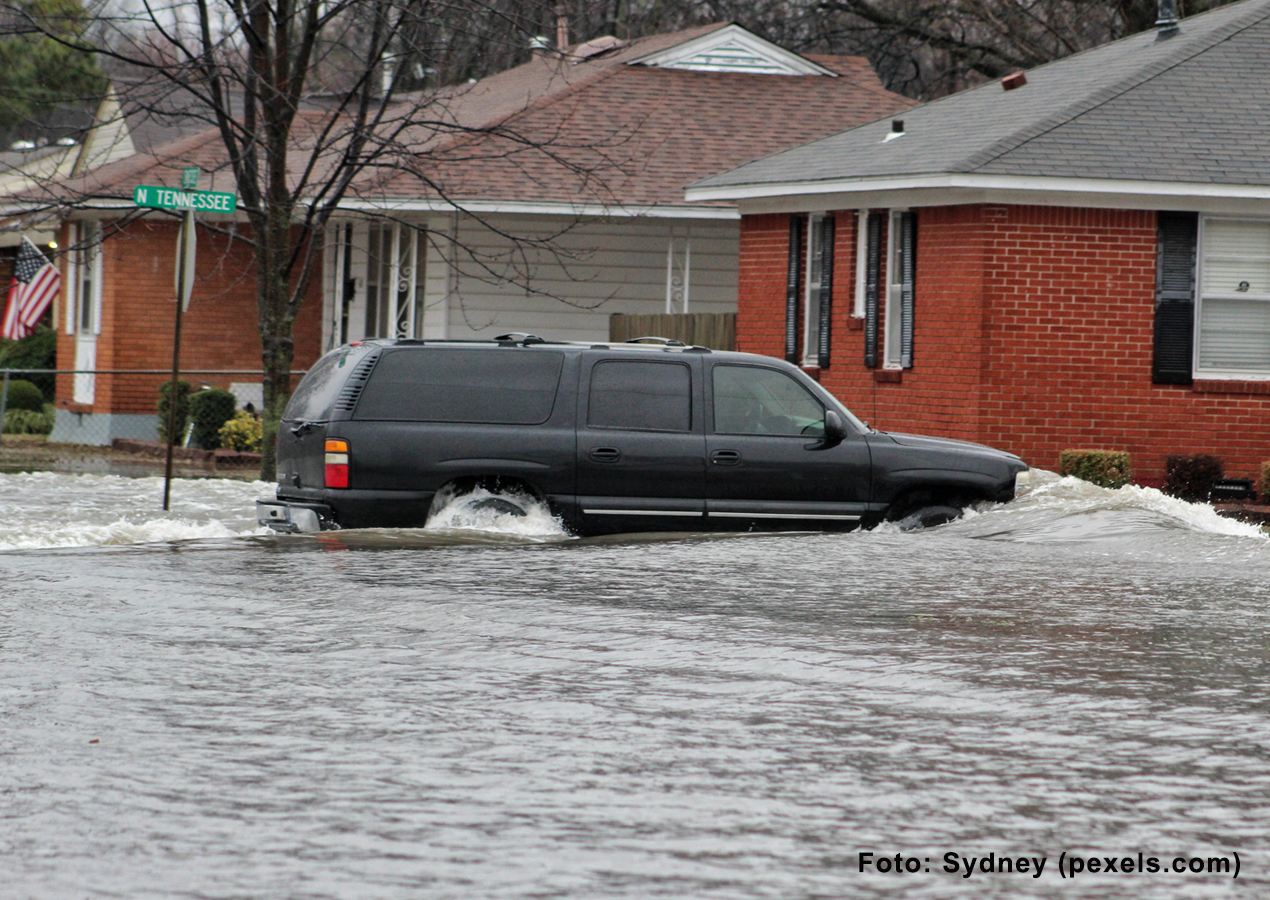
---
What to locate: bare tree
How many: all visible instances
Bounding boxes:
[7,0,643,477]
[814,0,1243,97]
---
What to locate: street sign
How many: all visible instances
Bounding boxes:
[133,184,236,214]
[180,166,200,189]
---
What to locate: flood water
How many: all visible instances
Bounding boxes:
[2,471,1268,899]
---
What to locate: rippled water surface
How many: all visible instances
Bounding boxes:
[3,472,1269,899]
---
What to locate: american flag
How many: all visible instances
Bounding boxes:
[2,237,62,340]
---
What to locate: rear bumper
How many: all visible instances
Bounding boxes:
[257,500,334,533]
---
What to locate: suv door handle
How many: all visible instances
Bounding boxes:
[711,449,741,466]
[589,447,621,463]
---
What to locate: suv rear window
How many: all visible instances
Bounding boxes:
[354,348,564,424]
[283,345,372,421]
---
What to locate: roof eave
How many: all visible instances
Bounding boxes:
[332,197,739,219]
[686,172,1270,212]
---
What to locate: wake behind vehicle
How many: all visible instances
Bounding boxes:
[257,336,1029,535]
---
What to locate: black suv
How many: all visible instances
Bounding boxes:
[257,336,1029,535]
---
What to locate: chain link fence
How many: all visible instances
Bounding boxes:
[0,368,299,453]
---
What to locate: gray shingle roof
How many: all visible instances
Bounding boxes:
[690,0,1270,193]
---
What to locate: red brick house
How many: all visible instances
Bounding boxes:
[32,23,909,444]
[686,0,1270,482]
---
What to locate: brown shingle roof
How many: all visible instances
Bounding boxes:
[366,61,912,208]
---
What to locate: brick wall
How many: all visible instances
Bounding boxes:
[55,218,323,416]
[736,203,1270,482]
[736,213,792,359]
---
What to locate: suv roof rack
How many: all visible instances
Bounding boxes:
[625,336,686,346]
[494,332,546,345]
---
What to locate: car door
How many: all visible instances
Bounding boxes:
[705,362,871,523]
[576,352,706,526]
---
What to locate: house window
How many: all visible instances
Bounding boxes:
[802,214,825,364]
[365,222,426,340]
[1197,217,1270,375]
[72,221,103,404]
[883,210,915,369]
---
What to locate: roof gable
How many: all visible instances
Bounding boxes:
[628,24,836,76]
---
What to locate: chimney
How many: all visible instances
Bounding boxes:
[555,5,569,52]
[1156,0,1179,37]
[530,35,551,60]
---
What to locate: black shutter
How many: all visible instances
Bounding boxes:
[817,216,835,368]
[784,217,801,363]
[1152,211,1197,385]
[899,211,916,369]
[863,212,883,368]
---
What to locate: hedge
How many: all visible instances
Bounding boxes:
[1163,454,1223,502]
[1058,449,1132,489]
[189,388,238,449]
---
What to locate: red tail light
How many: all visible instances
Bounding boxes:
[325,439,349,489]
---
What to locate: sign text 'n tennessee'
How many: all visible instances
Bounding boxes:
[133,185,237,214]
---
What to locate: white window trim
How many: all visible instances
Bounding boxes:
[71,221,103,337]
[1194,215,1270,379]
[801,212,824,364]
[853,209,867,318]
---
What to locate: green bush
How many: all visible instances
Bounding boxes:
[189,387,238,449]
[1,378,45,412]
[218,410,263,452]
[1058,449,1132,489]
[3,406,53,435]
[1164,454,1223,502]
[0,325,55,400]
[157,379,192,444]
[1258,462,1270,504]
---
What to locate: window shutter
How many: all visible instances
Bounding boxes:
[899,211,916,369]
[1153,211,1197,385]
[863,212,883,368]
[817,216,835,368]
[785,217,801,363]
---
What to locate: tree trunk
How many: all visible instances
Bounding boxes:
[257,216,297,481]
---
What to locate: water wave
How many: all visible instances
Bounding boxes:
[955,470,1265,542]
[421,484,571,542]
[0,471,270,551]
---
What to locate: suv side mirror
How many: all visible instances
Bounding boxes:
[805,409,847,450]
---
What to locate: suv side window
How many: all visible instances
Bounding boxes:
[355,348,564,424]
[588,360,691,432]
[713,365,825,436]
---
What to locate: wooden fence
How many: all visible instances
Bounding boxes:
[608,313,736,351]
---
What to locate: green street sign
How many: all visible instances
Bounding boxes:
[133,184,237,214]
[180,166,200,189]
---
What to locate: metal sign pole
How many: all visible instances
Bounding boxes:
[163,208,195,510]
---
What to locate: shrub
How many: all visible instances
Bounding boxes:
[1,378,46,412]
[1058,449,1132,489]
[1164,454,1223,502]
[2,407,52,435]
[157,379,192,444]
[218,410,263,452]
[1258,462,1270,504]
[0,325,55,400]
[189,387,238,449]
